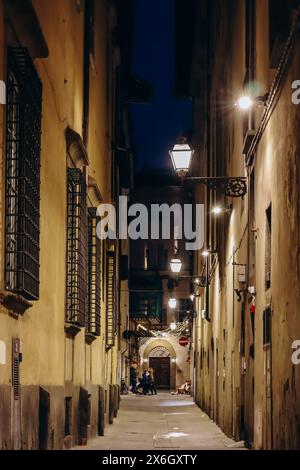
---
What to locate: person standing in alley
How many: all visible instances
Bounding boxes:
[142,370,151,395]
[130,362,137,393]
[149,367,157,395]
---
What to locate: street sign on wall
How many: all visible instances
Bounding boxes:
[179,336,189,347]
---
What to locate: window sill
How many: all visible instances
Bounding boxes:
[0,290,32,317]
[85,333,98,345]
[64,323,82,338]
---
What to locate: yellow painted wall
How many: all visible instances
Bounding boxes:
[0,0,121,394]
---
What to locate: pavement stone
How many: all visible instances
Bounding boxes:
[73,393,245,451]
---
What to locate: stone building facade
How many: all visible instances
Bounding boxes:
[175,0,300,449]
[0,0,132,449]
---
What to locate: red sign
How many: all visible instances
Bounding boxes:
[179,336,189,347]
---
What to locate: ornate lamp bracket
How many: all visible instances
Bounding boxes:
[185,177,247,198]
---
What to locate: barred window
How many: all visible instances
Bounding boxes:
[178,298,193,322]
[87,208,101,336]
[5,48,42,300]
[66,168,88,327]
[106,247,116,348]
[129,291,162,322]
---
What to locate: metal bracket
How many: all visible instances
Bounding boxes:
[185,177,247,198]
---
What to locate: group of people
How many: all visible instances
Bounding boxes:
[130,366,157,395]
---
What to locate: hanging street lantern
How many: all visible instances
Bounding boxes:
[168,298,177,309]
[169,143,194,177]
[170,257,182,273]
[169,139,247,198]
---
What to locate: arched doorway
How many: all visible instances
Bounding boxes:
[149,347,171,389]
[143,340,176,390]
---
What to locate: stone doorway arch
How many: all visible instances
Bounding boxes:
[142,339,176,390]
[149,346,170,357]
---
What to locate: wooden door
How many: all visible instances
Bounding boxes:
[149,357,170,389]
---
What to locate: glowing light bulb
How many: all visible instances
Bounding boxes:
[238,96,253,110]
[168,298,177,309]
[212,206,222,215]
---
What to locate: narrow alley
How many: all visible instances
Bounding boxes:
[1,0,300,460]
[74,394,242,451]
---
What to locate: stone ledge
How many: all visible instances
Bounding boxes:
[85,333,98,345]
[0,290,32,317]
[64,323,82,338]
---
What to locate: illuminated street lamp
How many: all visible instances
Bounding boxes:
[169,140,247,198]
[237,93,268,111]
[237,95,253,110]
[168,298,177,309]
[212,205,232,215]
[212,206,223,215]
[169,142,194,177]
[170,258,182,273]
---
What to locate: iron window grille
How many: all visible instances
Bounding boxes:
[5,48,42,300]
[129,291,163,323]
[106,248,116,348]
[66,168,88,327]
[178,298,193,322]
[87,207,101,336]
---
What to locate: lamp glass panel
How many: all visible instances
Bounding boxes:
[170,144,193,171]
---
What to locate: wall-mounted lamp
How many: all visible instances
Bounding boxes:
[237,96,254,110]
[169,140,247,198]
[212,205,232,215]
[170,258,182,273]
[169,141,194,177]
[170,321,177,331]
[236,94,268,111]
[171,358,176,364]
